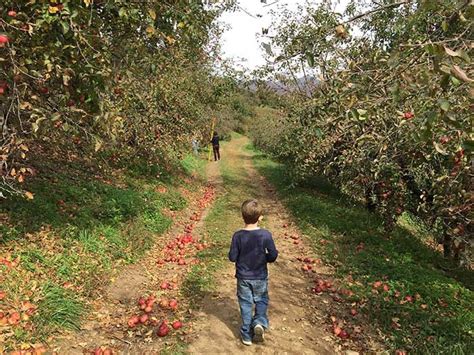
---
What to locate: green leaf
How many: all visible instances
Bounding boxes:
[119,7,127,18]
[306,52,315,67]
[61,21,69,34]
[438,99,450,112]
[441,20,448,32]
[462,140,474,153]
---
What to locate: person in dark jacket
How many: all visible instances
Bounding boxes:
[228,199,278,346]
[211,131,220,161]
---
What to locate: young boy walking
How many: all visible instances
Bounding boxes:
[228,199,278,346]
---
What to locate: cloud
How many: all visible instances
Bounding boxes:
[219,0,348,70]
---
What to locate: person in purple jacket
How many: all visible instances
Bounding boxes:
[228,199,278,346]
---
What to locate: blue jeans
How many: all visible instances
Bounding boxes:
[237,279,269,341]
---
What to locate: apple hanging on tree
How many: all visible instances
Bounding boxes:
[0,34,9,47]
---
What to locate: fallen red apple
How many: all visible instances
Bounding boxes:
[0,290,5,300]
[139,314,149,324]
[156,320,170,337]
[128,315,139,328]
[338,329,349,339]
[439,136,449,144]
[144,305,153,313]
[39,87,49,94]
[172,320,183,330]
[8,312,20,325]
[403,111,414,119]
[373,281,382,289]
[103,349,113,355]
[169,299,178,310]
[160,281,170,290]
[8,10,17,17]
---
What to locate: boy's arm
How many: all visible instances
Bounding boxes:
[265,234,278,262]
[228,234,239,262]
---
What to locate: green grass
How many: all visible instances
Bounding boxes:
[35,283,83,332]
[181,153,207,178]
[0,153,204,350]
[251,147,474,353]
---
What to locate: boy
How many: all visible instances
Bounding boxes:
[228,199,278,346]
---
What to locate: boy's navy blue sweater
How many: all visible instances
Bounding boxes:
[228,228,278,280]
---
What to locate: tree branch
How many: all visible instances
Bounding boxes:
[342,0,412,25]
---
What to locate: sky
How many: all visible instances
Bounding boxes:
[219,0,349,70]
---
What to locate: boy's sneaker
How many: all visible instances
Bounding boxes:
[241,337,252,346]
[253,324,265,343]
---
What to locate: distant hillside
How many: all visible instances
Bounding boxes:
[246,77,319,95]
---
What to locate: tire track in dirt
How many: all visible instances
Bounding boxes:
[188,136,339,355]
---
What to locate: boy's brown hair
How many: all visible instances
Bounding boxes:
[241,199,263,224]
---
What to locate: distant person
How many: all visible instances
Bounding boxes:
[211,131,220,161]
[228,199,278,346]
[192,137,199,156]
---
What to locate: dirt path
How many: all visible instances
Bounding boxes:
[188,136,342,354]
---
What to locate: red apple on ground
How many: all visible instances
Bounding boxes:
[169,299,178,310]
[403,112,414,119]
[139,314,149,324]
[128,315,139,328]
[338,329,349,339]
[172,320,183,329]
[156,320,170,337]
